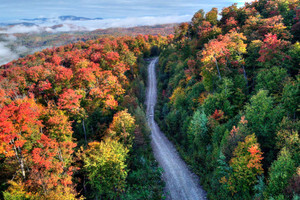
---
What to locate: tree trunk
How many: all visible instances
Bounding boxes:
[83,175,87,196]
[12,142,26,179]
[242,65,248,88]
[82,119,87,144]
[19,151,26,179]
[214,59,222,80]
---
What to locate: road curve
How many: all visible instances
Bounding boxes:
[146,57,207,200]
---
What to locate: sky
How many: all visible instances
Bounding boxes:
[0,0,249,22]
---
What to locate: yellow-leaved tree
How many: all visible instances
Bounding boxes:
[82,138,128,199]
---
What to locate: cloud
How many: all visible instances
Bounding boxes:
[72,15,192,30]
[0,34,28,65]
[0,15,192,34]
[0,14,192,65]
[1,25,41,34]
[0,42,18,66]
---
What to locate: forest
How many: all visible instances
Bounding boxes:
[155,0,299,199]
[0,35,171,199]
[0,0,299,199]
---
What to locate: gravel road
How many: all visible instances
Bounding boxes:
[146,57,207,200]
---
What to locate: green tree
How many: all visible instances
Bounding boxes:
[245,90,284,163]
[188,109,208,157]
[267,148,296,199]
[255,66,288,97]
[169,87,187,110]
[275,117,300,164]
[212,152,232,199]
[285,42,300,76]
[202,78,235,118]
[281,76,300,118]
[191,9,205,32]
[206,8,218,26]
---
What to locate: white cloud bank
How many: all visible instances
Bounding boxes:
[0,42,18,65]
[0,15,192,34]
[0,34,26,65]
[0,15,192,65]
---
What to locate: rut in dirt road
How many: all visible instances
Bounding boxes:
[146,57,207,200]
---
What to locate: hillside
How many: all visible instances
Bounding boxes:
[0,35,171,199]
[155,0,299,199]
[0,24,175,65]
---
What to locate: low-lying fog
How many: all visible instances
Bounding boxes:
[0,15,191,65]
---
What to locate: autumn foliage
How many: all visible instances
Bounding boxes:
[0,35,167,199]
[0,0,299,199]
[156,0,299,199]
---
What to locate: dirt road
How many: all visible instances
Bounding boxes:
[146,57,207,200]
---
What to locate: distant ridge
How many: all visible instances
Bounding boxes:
[0,16,104,27]
[7,22,36,26]
[22,15,103,22]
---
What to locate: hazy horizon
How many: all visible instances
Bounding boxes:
[0,0,249,22]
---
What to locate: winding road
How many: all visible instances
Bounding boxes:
[146,57,207,200]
